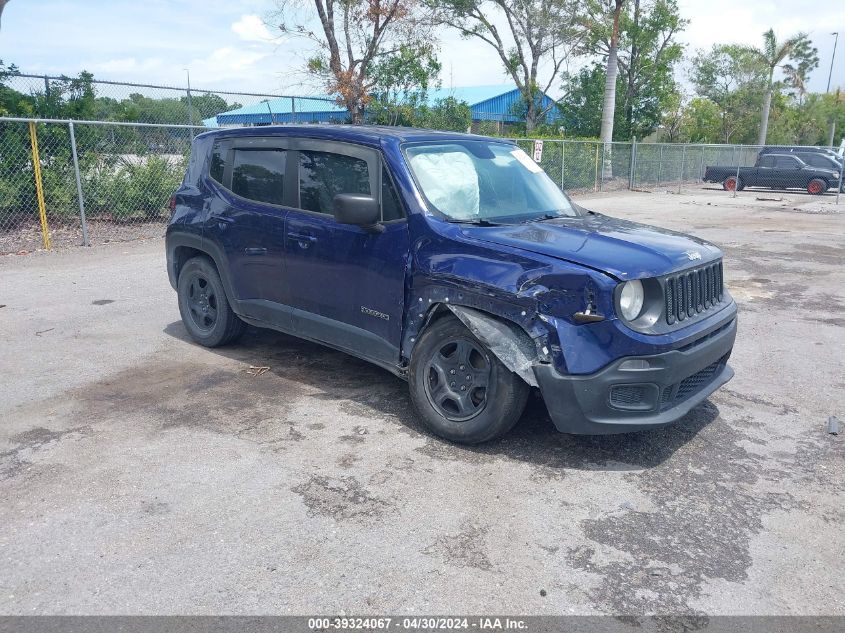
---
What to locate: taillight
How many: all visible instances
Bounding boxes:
[169,195,177,213]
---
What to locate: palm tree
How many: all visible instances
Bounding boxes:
[755,29,816,145]
[0,0,10,32]
[599,0,624,145]
[782,64,808,104]
[598,0,624,179]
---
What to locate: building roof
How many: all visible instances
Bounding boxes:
[426,84,519,104]
[214,96,346,126]
[205,84,558,126]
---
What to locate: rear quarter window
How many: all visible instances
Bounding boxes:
[209,142,225,183]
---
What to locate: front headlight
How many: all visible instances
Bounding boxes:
[619,280,645,320]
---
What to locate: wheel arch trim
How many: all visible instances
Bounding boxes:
[166,231,238,304]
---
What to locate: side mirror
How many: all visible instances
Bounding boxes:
[333,194,382,231]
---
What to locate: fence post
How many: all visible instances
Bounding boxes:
[837,162,843,205]
[657,144,664,186]
[68,121,90,247]
[593,143,600,192]
[600,143,606,192]
[733,152,741,199]
[27,121,52,250]
[629,138,637,190]
[291,97,296,124]
[560,140,566,190]
[678,143,687,194]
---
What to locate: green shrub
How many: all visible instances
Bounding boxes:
[85,153,186,221]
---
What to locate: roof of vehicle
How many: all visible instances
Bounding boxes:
[195,124,510,147]
[763,153,805,159]
[759,145,838,155]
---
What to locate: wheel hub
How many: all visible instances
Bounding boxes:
[423,338,491,422]
[185,274,218,331]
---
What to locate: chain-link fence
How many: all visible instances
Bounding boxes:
[2,73,341,126]
[2,120,843,255]
[0,117,198,253]
[512,139,844,200]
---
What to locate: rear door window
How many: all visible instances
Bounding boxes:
[231,148,286,205]
[299,150,370,214]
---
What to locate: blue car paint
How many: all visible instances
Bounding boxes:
[167,125,736,434]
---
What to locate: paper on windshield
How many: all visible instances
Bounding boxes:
[408,151,480,219]
[510,148,543,174]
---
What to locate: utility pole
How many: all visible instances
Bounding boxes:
[827,33,839,147]
[184,68,194,128]
[826,32,839,93]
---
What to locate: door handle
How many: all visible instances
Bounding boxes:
[287,232,317,247]
[244,247,267,256]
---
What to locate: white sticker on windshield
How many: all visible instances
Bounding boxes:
[510,148,543,174]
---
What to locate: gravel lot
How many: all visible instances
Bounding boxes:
[1,189,843,616]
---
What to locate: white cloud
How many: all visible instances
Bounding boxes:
[231,14,274,43]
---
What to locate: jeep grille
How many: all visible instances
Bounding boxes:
[664,261,724,325]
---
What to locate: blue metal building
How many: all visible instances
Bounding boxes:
[426,85,559,124]
[203,84,559,128]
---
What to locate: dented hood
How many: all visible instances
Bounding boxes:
[459,213,722,280]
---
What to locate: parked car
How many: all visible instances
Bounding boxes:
[758,145,843,161]
[758,146,844,172]
[790,152,843,173]
[704,153,841,194]
[167,126,737,444]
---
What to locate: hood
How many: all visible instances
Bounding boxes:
[459,213,722,280]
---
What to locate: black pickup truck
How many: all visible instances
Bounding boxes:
[704,153,842,195]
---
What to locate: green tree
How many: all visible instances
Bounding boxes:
[753,29,818,144]
[572,0,685,141]
[689,44,767,143]
[368,43,441,125]
[269,0,435,124]
[417,96,471,131]
[431,0,583,131]
[558,64,605,137]
[677,97,722,142]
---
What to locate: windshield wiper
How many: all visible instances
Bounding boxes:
[447,218,502,226]
[518,213,564,223]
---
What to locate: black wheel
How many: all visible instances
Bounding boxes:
[177,256,245,347]
[807,178,827,195]
[408,316,529,444]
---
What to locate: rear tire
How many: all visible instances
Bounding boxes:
[807,178,827,195]
[408,316,529,444]
[722,176,744,191]
[177,256,246,347]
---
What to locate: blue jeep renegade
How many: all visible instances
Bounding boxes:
[166,126,736,444]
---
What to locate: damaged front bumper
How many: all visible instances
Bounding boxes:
[533,316,737,435]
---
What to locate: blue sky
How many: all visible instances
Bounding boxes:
[1,0,843,97]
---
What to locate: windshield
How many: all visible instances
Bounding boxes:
[404,141,577,223]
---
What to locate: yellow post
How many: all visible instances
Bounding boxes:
[28,121,52,250]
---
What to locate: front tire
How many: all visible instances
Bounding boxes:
[177,256,245,347]
[408,316,529,444]
[722,176,744,191]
